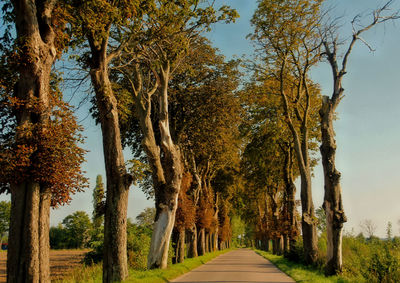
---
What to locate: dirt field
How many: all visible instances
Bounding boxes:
[0,249,89,282]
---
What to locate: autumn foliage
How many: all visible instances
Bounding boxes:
[0,79,87,206]
[174,172,196,230]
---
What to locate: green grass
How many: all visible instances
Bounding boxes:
[254,249,356,283]
[60,249,233,283]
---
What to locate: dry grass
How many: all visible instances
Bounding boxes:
[0,249,89,282]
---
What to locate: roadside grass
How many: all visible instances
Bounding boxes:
[56,264,102,283]
[59,248,232,283]
[255,249,359,283]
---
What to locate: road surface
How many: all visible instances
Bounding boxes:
[171,249,295,283]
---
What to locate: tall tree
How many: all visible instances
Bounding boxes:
[0,1,86,281]
[320,2,399,274]
[114,2,238,269]
[62,211,92,249]
[66,1,142,280]
[250,0,322,264]
[92,175,105,230]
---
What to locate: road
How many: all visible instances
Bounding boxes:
[171,249,295,283]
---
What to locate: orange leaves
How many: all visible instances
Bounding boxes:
[174,172,196,229]
[0,85,88,207]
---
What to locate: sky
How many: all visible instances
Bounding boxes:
[3,0,400,238]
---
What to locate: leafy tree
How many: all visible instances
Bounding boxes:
[50,224,68,249]
[173,172,196,263]
[136,207,156,227]
[62,211,93,249]
[92,175,105,230]
[0,201,10,246]
[0,2,86,281]
[65,0,144,279]
[249,0,322,265]
[113,2,238,269]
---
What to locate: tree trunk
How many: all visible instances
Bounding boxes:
[282,145,298,257]
[39,188,51,282]
[320,97,347,275]
[177,229,185,263]
[280,67,318,265]
[146,62,183,269]
[198,228,206,256]
[187,224,198,258]
[7,2,57,280]
[8,183,39,282]
[205,232,210,253]
[283,234,289,254]
[88,39,131,282]
[300,174,318,265]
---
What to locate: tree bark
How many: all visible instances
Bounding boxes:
[205,232,210,253]
[87,35,131,282]
[177,229,185,263]
[187,224,198,258]
[8,1,57,281]
[282,144,298,257]
[198,228,206,256]
[320,96,347,275]
[38,188,51,282]
[279,59,318,265]
[145,62,183,269]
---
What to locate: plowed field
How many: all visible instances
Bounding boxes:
[0,250,88,282]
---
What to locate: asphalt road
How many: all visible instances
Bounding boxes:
[171,249,296,283]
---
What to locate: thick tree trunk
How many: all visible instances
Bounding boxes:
[320,97,347,275]
[300,174,318,265]
[39,188,51,282]
[88,41,131,282]
[8,2,57,280]
[146,62,183,269]
[187,225,198,258]
[198,228,206,256]
[8,183,40,282]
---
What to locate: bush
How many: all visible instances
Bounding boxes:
[127,223,152,270]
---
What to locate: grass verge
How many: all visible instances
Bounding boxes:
[254,249,355,283]
[125,249,233,283]
[59,248,233,283]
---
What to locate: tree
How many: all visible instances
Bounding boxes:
[173,172,196,263]
[319,1,399,275]
[250,0,323,264]
[360,219,377,239]
[114,2,238,269]
[136,207,156,226]
[92,175,105,230]
[316,206,326,234]
[0,2,86,281]
[62,211,93,249]
[0,201,11,246]
[50,224,67,249]
[66,1,142,280]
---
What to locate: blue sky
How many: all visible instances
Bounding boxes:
[4,0,399,237]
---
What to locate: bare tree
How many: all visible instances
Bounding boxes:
[320,1,399,275]
[360,219,377,238]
